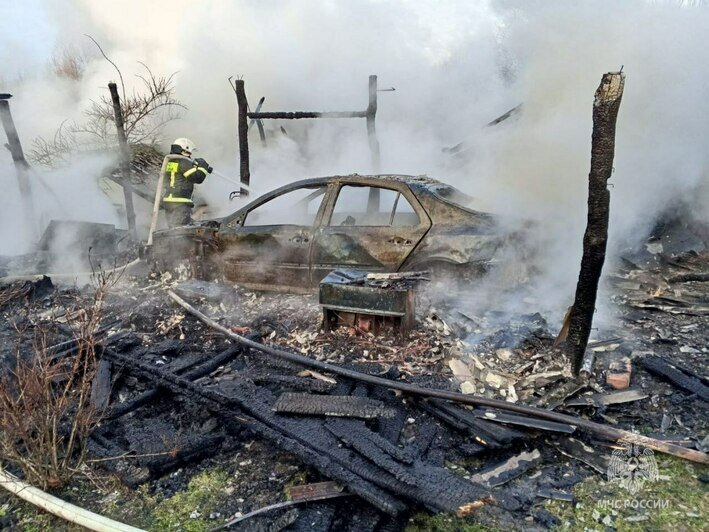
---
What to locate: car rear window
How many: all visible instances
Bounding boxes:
[428,185,476,210]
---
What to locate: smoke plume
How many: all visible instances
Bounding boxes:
[1,1,707,325]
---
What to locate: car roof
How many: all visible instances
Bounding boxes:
[292,173,437,184]
[275,173,447,192]
[220,173,494,226]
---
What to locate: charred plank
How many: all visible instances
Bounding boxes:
[565,389,648,407]
[640,355,709,401]
[552,437,610,474]
[470,449,542,487]
[273,392,396,419]
[326,420,419,485]
[474,410,577,434]
[250,373,336,393]
[286,481,343,501]
[90,358,112,412]
[425,399,527,447]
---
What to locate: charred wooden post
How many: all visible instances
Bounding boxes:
[367,75,381,172]
[235,79,250,196]
[108,83,137,240]
[565,72,625,374]
[0,94,37,239]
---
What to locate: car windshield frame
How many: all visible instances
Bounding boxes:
[220,181,330,228]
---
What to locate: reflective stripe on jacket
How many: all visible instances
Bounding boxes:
[161,154,209,205]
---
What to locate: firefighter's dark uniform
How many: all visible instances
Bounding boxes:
[161,154,210,227]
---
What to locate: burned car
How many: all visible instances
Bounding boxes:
[151,174,505,291]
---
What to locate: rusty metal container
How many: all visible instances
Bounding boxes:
[319,269,416,334]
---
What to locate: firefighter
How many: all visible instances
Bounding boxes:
[162,138,212,227]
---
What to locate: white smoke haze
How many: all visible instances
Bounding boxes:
[1,0,708,327]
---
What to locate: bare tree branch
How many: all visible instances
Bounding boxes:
[28,62,185,167]
[84,34,126,104]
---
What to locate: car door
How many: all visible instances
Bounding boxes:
[218,185,328,290]
[311,183,431,282]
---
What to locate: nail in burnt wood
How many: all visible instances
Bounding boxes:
[565,72,626,374]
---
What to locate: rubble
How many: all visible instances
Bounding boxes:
[1,236,708,530]
[606,356,632,389]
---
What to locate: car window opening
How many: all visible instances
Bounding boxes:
[329,185,419,227]
[243,186,326,227]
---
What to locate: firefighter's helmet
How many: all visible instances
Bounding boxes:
[172,138,196,156]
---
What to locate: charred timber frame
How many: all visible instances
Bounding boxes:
[236,75,381,191]
[108,83,137,241]
[566,72,625,374]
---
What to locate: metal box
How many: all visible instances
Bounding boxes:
[319,269,416,334]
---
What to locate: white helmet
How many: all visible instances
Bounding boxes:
[172,137,196,155]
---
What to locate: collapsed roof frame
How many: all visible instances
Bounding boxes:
[230,75,382,196]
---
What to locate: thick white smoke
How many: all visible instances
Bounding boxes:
[1,1,707,324]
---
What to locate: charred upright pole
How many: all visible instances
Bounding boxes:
[0,94,37,239]
[235,79,250,196]
[565,72,625,374]
[366,75,381,172]
[108,83,137,240]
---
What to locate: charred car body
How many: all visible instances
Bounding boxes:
[151,174,506,291]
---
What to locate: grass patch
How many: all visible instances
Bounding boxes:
[406,512,490,532]
[544,456,708,530]
[151,469,230,531]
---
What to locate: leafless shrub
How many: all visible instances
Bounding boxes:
[0,273,113,489]
[80,63,185,146]
[52,49,86,81]
[29,60,185,167]
[28,119,78,168]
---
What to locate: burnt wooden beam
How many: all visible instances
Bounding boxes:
[473,409,576,434]
[250,373,336,393]
[105,173,154,203]
[640,355,709,401]
[105,344,243,420]
[0,94,37,239]
[248,96,267,147]
[242,74,381,173]
[485,103,523,127]
[234,79,250,194]
[247,110,368,119]
[90,358,112,413]
[565,72,625,374]
[367,75,381,173]
[422,399,526,447]
[108,82,137,240]
[326,421,418,486]
[103,346,494,515]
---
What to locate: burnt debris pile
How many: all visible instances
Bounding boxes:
[0,245,707,530]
